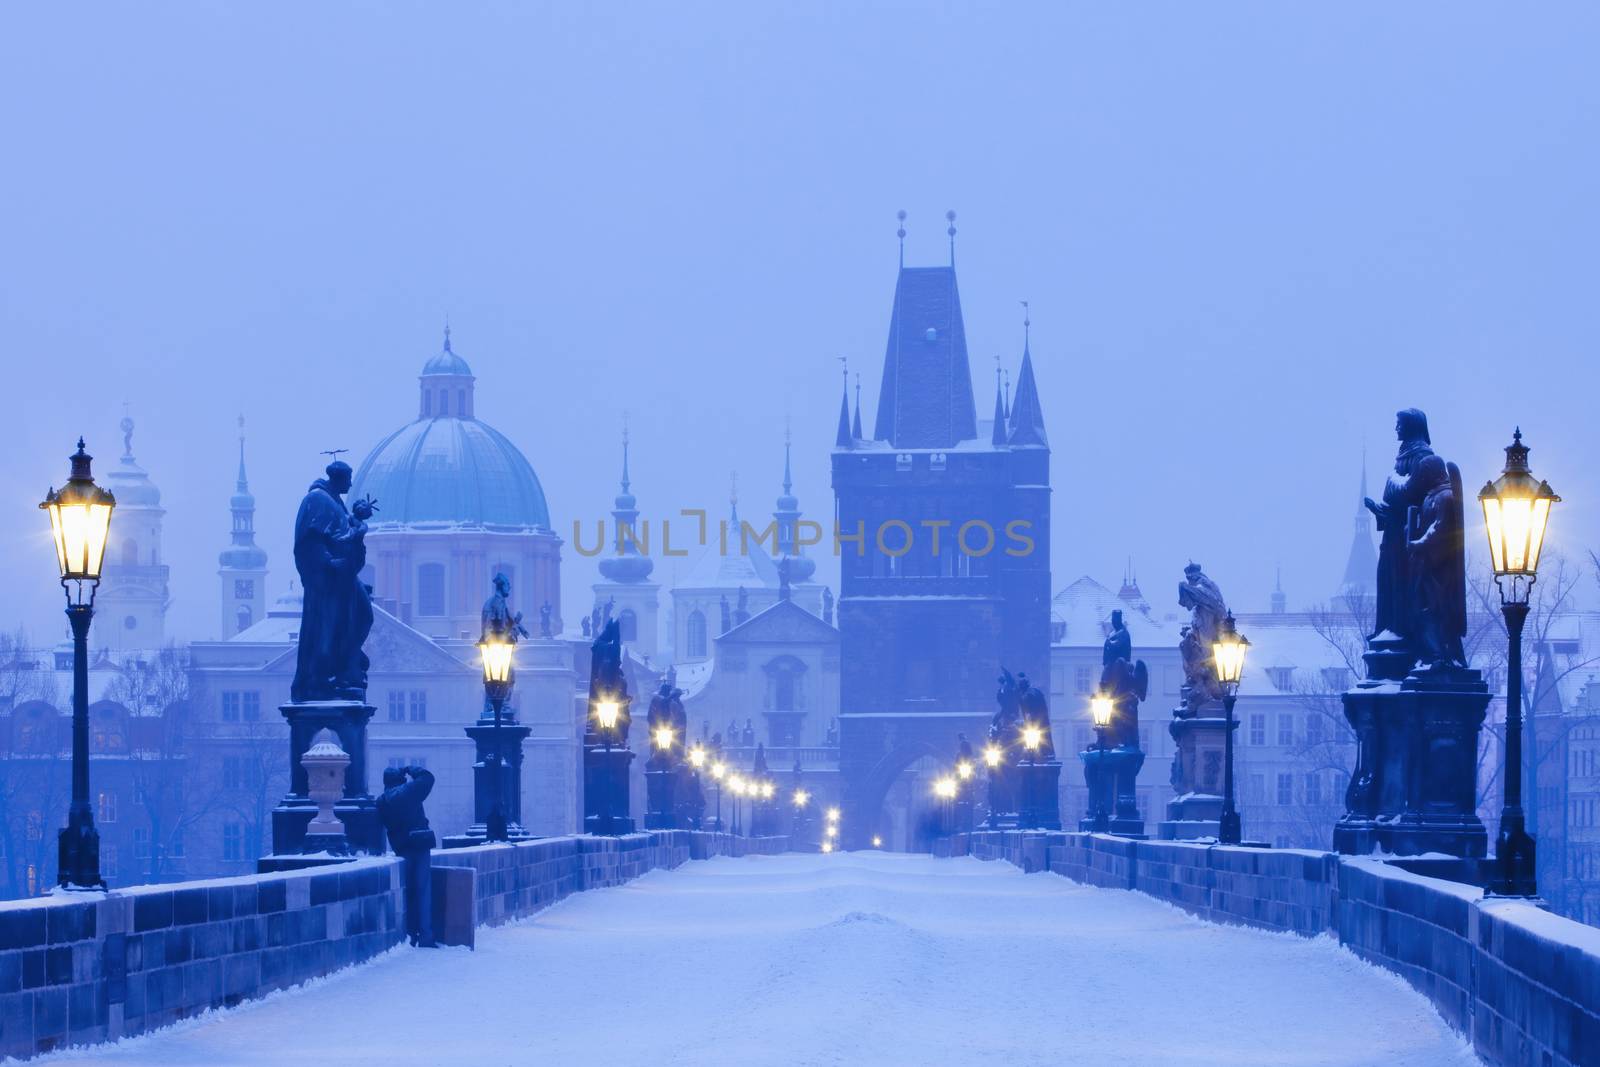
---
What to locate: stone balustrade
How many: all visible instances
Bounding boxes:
[0,831,787,1060]
[959,831,1600,1067]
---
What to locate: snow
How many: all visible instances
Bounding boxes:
[36,852,1481,1067]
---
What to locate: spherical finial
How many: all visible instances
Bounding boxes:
[946,209,957,236]
[896,208,907,240]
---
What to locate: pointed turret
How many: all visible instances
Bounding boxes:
[851,373,863,440]
[1271,567,1287,615]
[834,370,853,448]
[990,363,1008,446]
[1006,313,1048,448]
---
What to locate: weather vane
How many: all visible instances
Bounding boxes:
[320,448,349,460]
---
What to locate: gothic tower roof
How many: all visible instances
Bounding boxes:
[872,264,978,448]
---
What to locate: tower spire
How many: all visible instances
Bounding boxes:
[851,372,863,439]
[946,209,957,266]
[1006,303,1048,448]
[620,413,631,495]
[991,354,1007,447]
[896,209,907,269]
[835,358,853,448]
[236,415,249,492]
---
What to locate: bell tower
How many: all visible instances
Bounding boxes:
[219,416,269,636]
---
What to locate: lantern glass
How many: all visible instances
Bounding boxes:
[479,638,515,685]
[792,789,810,808]
[762,782,775,799]
[1021,725,1044,751]
[1089,693,1115,729]
[956,759,973,780]
[688,745,707,768]
[653,725,674,750]
[42,485,114,584]
[1211,612,1249,689]
[711,761,727,780]
[1479,429,1560,582]
[983,743,1002,768]
[595,699,621,731]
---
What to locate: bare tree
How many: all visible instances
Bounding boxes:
[107,644,223,884]
[0,631,65,899]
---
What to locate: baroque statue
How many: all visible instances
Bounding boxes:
[1099,609,1149,748]
[1363,409,1469,673]
[291,460,377,703]
[1176,563,1228,715]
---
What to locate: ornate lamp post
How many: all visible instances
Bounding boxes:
[688,744,708,831]
[41,440,115,890]
[710,758,727,832]
[1479,429,1559,898]
[593,697,622,835]
[933,774,957,839]
[1088,692,1114,833]
[477,633,516,842]
[1211,612,1250,846]
[955,757,975,834]
[982,742,1005,829]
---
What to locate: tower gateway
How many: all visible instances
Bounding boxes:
[832,222,1051,849]
[351,329,562,642]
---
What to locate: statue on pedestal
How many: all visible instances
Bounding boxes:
[1100,610,1148,748]
[539,602,552,638]
[1407,455,1469,669]
[1365,409,1435,658]
[1176,564,1228,716]
[290,460,377,703]
[1015,672,1055,760]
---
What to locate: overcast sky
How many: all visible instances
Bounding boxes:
[2,3,1596,645]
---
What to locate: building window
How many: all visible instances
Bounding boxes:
[1321,667,1352,690]
[222,691,261,722]
[388,691,406,722]
[1249,714,1265,746]
[1277,714,1295,747]
[618,608,638,642]
[236,607,252,633]
[122,538,139,567]
[1074,667,1092,695]
[101,845,117,880]
[1276,773,1294,806]
[458,388,466,414]
[417,564,446,617]
[409,691,427,722]
[234,579,255,599]
[1268,667,1294,691]
[133,828,150,859]
[223,823,243,862]
[686,610,707,659]
[25,811,43,842]
[97,791,117,823]
[423,391,432,417]
[1248,773,1265,803]
[439,391,450,416]
[1305,714,1324,746]
[1305,773,1323,806]
[223,756,243,789]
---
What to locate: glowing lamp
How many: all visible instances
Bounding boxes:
[1089,693,1114,730]
[479,636,514,688]
[1480,429,1559,599]
[1021,725,1044,752]
[982,743,1003,768]
[871,835,883,848]
[825,806,841,823]
[1211,612,1249,695]
[595,699,621,732]
[688,745,707,769]
[41,440,115,592]
[956,759,974,780]
[711,760,727,780]
[653,725,675,751]
[825,824,839,838]
[933,776,957,799]
[792,789,810,808]
[821,840,834,854]
[761,781,775,800]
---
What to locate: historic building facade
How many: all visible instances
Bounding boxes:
[96,416,170,651]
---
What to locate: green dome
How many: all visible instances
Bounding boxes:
[352,417,550,530]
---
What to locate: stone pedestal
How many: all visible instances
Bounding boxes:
[644,767,680,829]
[985,766,1018,829]
[450,717,534,845]
[1159,708,1232,840]
[1335,664,1489,858]
[270,701,381,856]
[1080,746,1147,836]
[584,744,636,835]
[1017,760,1062,830]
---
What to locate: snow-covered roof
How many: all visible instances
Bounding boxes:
[1051,576,1175,649]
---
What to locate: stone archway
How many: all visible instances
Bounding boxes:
[839,712,989,850]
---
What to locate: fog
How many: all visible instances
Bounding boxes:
[2,3,1596,642]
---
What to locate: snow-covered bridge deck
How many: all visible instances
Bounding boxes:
[39,852,1478,1067]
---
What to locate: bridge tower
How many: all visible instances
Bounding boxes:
[832,220,1051,849]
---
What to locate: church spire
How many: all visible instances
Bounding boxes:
[774,425,816,583]
[599,418,652,584]
[218,414,268,636]
[1339,453,1378,607]
[1006,303,1048,448]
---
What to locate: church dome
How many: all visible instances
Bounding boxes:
[351,332,551,531]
